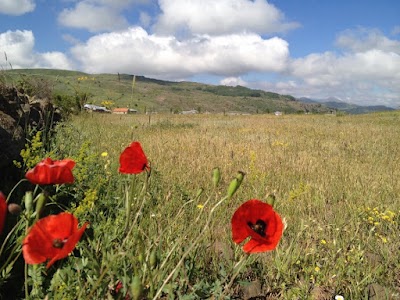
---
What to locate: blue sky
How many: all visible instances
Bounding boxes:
[1,0,399,107]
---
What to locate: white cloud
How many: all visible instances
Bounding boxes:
[35,52,73,70]
[153,0,299,36]
[58,2,129,32]
[249,28,400,107]
[336,28,400,54]
[220,76,246,86]
[0,30,35,68]
[269,50,400,107]
[290,35,400,87]
[233,28,400,107]
[0,0,35,16]
[70,27,289,78]
[0,30,73,70]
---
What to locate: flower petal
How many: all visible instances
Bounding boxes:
[119,141,149,174]
[22,221,54,264]
[25,158,75,185]
[22,212,88,268]
[46,222,88,269]
[231,199,283,253]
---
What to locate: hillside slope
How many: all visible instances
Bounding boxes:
[3,69,334,114]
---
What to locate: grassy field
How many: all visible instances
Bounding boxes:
[2,111,400,299]
[48,111,400,299]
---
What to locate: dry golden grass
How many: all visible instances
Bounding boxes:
[54,111,400,298]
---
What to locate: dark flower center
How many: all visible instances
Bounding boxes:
[248,219,266,237]
[53,238,66,249]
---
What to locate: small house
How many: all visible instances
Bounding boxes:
[112,108,129,114]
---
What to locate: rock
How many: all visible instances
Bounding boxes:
[0,85,61,191]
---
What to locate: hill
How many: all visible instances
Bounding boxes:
[2,68,333,114]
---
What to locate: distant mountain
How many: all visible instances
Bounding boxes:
[298,97,396,114]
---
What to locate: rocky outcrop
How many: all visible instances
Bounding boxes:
[0,85,60,191]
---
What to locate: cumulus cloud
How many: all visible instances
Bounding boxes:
[336,27,400,54]
[70,27,289,78]
[289,29,400,86]
[220,76,247,86]
[58,2,129,32]
[238,28,400,107]
[0,30,73,70]
[153,0,299,36]
[35,52,73,70]
[0,30,35,67]
[58,0,150,32]
[0,0,35,16]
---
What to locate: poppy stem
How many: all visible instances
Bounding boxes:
[122,173,149,244]
[0,217,24,258]
[123,175,137,235]
[0,243,21,276]
[153,195,228,300]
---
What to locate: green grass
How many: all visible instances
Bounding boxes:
[34,111,400,299]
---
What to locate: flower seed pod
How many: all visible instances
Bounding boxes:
[266,193,276,207]
[195,188,204,199]
[227,171,245,199]
[212,167,221,188]
[235,171,245,185]
[8,203,22,216]
[35,192,47,219]
[24,191,33,214]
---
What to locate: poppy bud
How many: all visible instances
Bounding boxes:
[266,193,276,207]
[35,193,47,219]
[8,203,22,216]
[195,188,204,199]
[212,167,221,188]
[131,275,143,300]
[149,248,158,269]
[24,191,33,214]
[227,171,245,199]
[136,235,145,263]
[235,171,245,185]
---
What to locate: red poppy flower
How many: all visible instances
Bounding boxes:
[231,199,283,253]
[119,141,149,174]
[0,192,7,235]
[22,212,88,269]
[25,158,76,185]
